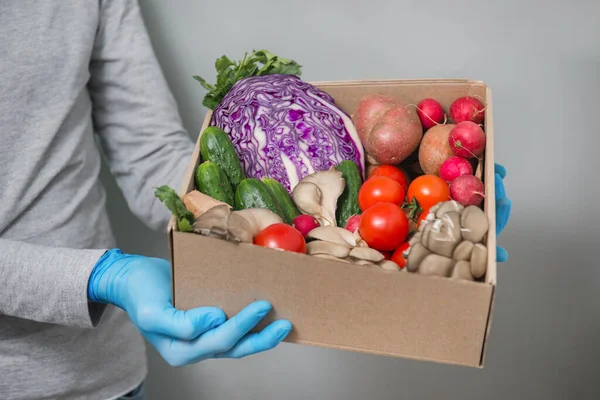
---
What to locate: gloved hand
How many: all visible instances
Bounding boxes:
[494,163,512,262]
[87,249,292,366]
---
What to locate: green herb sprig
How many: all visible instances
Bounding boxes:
[193,49,302,110]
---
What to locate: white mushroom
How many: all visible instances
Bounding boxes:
[349,247,385,262]
[307,241,352,258]
[470,243,488,279]
[292,169,346,227]
[461,206,489,243]
[226,208,283,243]
[183,190,230,219]
[451,260,474,281]
[307,226,356,247]
[193,204,231,238]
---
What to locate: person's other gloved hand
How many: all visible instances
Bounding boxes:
[494,163,512,262]
[87,249,292,366]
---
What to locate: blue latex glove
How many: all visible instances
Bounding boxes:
[88,249,292,366]
[494,163,512,262]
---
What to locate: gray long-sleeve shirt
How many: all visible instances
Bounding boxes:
[0,1,194,398]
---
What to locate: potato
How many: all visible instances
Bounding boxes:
[418,124,456,175]
[353,94,423,165]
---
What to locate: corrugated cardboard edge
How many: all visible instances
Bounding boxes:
[166,78,497,366]
[479,86,498,366]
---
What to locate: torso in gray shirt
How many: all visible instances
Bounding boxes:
[0,1,194,399]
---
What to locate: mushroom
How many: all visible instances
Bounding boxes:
[226,208,283,243]
[435,200,464,219]
[307,226,356,247]
[292,169,346,226]
[307,240,351,258]
[353,229,369,248]
[183,190,230,219]
[406,243,431,272]
[378,260,401,271]
[403,200,492,281]
[193,204,231,237]
[417,254,453,277]
[353,259,376,266]
[426,211,462,258]
[453,240,475,261]
[409,232,422,247]
[313,254,352,263]
[470,243,488,279]
[291,182,323,216]
[451,260,474,281]
[461,206,489,243]
[349,247,385,263]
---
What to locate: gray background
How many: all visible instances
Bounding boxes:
[100,0,600,399]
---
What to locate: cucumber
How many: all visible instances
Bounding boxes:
[335,160,363,227]
[195,161,235,206]
[200,126,246,190]
[234,178,286,220]
[262,177,300,225]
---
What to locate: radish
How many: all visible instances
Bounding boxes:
[344,214,361,233]
[439,156,473,182]
[450,96,485,124]
[449,175,485,206]
[292,214,320,238]
[416,98,446,130]
[448,121,486,159]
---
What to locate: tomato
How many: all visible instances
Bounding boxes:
[358,202,409,251]
[253,223,307,253]
[406,175,450,211]
[358,176,405,211]
[368,165,409,192]
[391,241,411,269]
[381,251,393,261]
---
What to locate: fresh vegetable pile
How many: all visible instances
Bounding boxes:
[157,49,491,280]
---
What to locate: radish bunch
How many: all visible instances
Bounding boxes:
[414,95,487,207]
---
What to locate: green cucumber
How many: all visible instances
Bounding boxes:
[262,177,300,225]
[234,178,286,220]
[200,126,246,190]
[195,161,235,206]
[335,160,363,227]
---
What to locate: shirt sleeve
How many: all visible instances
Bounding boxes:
[88,0,195,232]
[0,239,108,329]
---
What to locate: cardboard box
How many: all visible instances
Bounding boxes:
[168,79,497,368]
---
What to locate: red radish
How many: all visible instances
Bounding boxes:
[449,96,485,124]
[344,214,361,232]
[439,156,474,182]
[292,214,320,238]
[449,175,485,206]
[448,121,486,158]
[416,98,446,130]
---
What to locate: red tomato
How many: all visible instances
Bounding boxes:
[406,175,450,210]
[358,202,409,251]
[358,176,405,211]
[381,251,393,261]
[253,223,307,253]
[368,165,409,192]
[391,241,411,269]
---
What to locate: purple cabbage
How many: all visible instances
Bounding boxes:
[209,74,365,193]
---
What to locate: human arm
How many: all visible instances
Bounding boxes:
[88,0,194,232]
[0,239,108,328]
